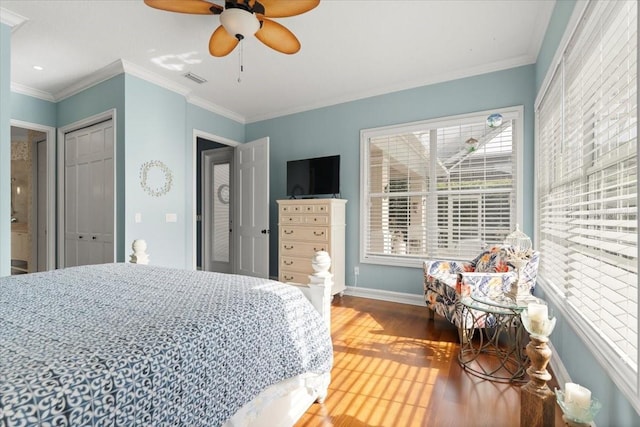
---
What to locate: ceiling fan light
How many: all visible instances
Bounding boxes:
[220,8,260,40]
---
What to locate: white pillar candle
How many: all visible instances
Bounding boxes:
[527,302,548,333]
[528,303,548,321]
[565,382,591,416]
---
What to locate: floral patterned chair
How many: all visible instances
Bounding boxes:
[423,245,540,341]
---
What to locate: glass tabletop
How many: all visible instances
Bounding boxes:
[461,292,543,314]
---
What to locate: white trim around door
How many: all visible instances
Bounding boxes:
[190,129,239,270]
[57,109,116,268]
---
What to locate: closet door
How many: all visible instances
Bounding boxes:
[64,120,114,267]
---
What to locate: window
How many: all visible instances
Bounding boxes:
[360,107,523,267]
[536,0,638,410]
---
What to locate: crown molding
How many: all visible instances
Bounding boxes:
[527,1,556,63]
[11,82,55,102]
[121,60,245,123]
[187,95,245,124]
[246,54,536,123]
[120,59,190,97]
[54,59,125,101]
[53,58,246,123]
[0,7,28,30]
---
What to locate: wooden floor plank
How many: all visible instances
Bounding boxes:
[296,296,564,427]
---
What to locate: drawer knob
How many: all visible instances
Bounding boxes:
[313,231,324,236]
[284,245,294,250]
[284,260,293,265]
[284,275,294,281]
[284,230,294,235]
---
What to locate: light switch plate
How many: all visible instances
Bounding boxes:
[135,213,142,223]
[166,213,177,223]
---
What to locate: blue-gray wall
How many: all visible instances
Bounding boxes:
[534,1,639,425]
[124,74,188,268]
[11,92,56,127]
[246,65,536,294]
[0,23,10,276]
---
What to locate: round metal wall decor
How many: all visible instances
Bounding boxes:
[139,160,173,197]
[217,184,230,204]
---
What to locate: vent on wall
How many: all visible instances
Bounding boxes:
[183,72,207,84]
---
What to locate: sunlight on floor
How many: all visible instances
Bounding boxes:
[296,299,456,427]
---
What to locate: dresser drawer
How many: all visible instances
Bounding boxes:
[280,204,304,214]
[280,241,329,258]
[279,270,310,284]
[304,215,329,225]
[280,215,304,224]
[279,203,330,215]
[280,227,329,242]
[280,256,312,273]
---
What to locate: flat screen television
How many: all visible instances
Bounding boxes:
[286,155,340,198]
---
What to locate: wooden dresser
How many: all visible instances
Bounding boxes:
[277,199,347,296]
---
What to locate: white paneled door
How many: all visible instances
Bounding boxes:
[64,120,114,267]
[235,137,269,278]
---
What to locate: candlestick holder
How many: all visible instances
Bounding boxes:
[555,389,602,426]
[521,307,557,339]
[520,308,557,427]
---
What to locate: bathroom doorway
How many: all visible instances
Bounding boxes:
[10,124,54,274]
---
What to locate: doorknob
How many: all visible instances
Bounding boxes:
[261,229,270,234]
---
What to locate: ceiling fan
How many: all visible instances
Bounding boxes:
[144,0,320,57]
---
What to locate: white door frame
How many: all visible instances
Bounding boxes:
[10,119,56,270]
[57,109,116,268]
[191,129,239,270]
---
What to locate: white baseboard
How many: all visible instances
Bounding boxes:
[343,285,425,306]
[548,340,571,390]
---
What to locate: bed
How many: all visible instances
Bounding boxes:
[0,262,333,427]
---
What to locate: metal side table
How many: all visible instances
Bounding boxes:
[458,293,542,382]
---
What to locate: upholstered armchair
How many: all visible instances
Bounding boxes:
[423,245,540,338]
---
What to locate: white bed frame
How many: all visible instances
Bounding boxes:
[130,242,334,426]
[223,251,334,427]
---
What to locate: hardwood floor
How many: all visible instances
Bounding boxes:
[296,296,564,427]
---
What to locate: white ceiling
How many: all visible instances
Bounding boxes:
[1,0,555,123]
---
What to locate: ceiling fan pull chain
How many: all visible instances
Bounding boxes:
[237,40,244,83]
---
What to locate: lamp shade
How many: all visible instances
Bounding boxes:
[220,8,260,40]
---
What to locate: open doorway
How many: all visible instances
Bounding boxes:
[201,144,234,273]
[10,124,53,274]
[192,131,270,277]
[196,136,233,271]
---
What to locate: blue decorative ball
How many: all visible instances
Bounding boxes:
[487,113,503,128]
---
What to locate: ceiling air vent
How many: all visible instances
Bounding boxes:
[183,72,207,84]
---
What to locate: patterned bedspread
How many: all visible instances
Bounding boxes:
[0,264,333,426]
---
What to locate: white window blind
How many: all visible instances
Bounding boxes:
[361,108,522,267]
[536,0,638,406]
